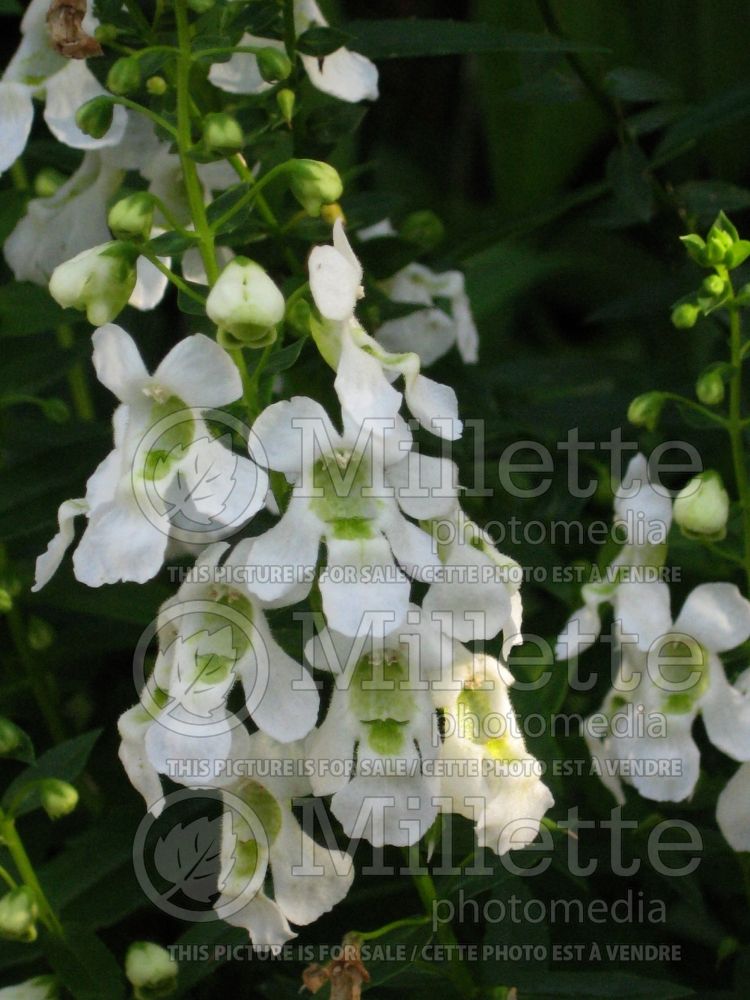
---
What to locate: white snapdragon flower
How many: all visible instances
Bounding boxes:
[585,584,750,803]
[556,452,673,660]
[0,0,126,175]
[436,653,554,855]
[376,263,479,366]
[717,763,750,852]
[209,0,378,104]
[244,392,457,636]
[308,220,462,440]
[33,326,266,589]
[215,732,353,951]
[304,608,454,846]
[422,504,523,645]
[0,976,59,1000]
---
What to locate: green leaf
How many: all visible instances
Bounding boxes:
[0,0,22,15]
[259,337,306,377]
[177,284,209,316]
[345,19,609,59]
[677,181,750,224]
[147,230,198,256]
[656,82,750,157]
[0,284,66,337]
[504,970,694,999]
[604,67,679,103]
[2,729,101,817]
[43,924,126,1000]
[297,25,351,57]
[0,720,35,765]
[601,143,654,225]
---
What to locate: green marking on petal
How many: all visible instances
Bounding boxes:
[350,654,414,723]
[310,453,380,531]
[366,718,408,754]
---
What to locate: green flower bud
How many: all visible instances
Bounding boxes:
[696,368,725,406]
[94,24,119,44]
[108,192,154,242]
[146,76,168,96]
[0,717,23,755]
[671,302,700,329]
[75,96,115,140]
[40,779,79,820]
[107,57,141,96]
[202,113,244,156]
[206,258,285,346]
[0,589,13,613]
[125,941,178,999]
[288,158,343,217]
[257,47,292,84]
[0,887,38,943]
[702,274,726,297]
[673,470,729,541]
[706,230,732,264]
[276,88,295,125]
[286,297,313,336]
[49,242,138,326]
[627,391,664,431]
[33,168,66,198]
[27,616,55,651]
[400,210,445,251]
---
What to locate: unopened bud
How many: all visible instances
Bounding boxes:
[257,47,292,84]
[627,392,664,431]
[702,274,726,297]
[276,88,295,125]
[108,192,154,242]
[706,230,733,264]
[94,24,118,44]
[202,113,244,156]
[125,941,178,999]
[40,779,79,820]
[107,57,141,96]
[146,76,168,96]
[288,159,343,217]
[0,717,23,755]
[206,258,285,346]
[696,369,725,406]
[674,471,729,541]
[28,616,55,651]
[34,168,66,198]
[320,202,344,226]
[49,241,138,326]
[75,96,115,140]
[671,302,700,329]
[400,209,445,251]
[0,887,38,943]
[286,296,313,336]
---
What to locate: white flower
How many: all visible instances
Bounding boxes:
[556,452,673,660]
[244,393,457,636]
[586,583,750,803]
[435,653,553,855]
[422,504,523,645]
[376,263,479,366]
[304,608,453,846]
[49,241,138,326]
[206,257,285,345]
[0,0,127,175]
[308,220,463,440]
[215,732,353,951]
[33,326,266,589]
[0,976,58,1000]
[717,763,750,852]
[209,0,378,104]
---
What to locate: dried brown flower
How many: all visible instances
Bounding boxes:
[47,0,103,59]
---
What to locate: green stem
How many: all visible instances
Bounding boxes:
[283,0,297,58]
[6,606,67,745]
[56,325,95,422]
[660,391,727,428]
[139,249,207,303]
[109,96,178,139]
[0,864,18,891]
[727,298,750,593]
[411,870,477,998]
[0,815,64,937]
[351,915,430,942]
[209,162,291,234]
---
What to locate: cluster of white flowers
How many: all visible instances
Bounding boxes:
[557,453,750,851]
[11,1,547,952]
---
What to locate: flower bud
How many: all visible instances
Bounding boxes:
[0,717,23,755]
[27,616,55,651]
[206,258,285,346]
[400,210,445,251]
[0,975,59,999]
[146,76,168,96]
[702,274,726,297]
[75,96,115,140]
[671,302,700,329]
[674,471,730,541]
[286,296,313,336]
[94,24,118,44]
[276,88,295,125]
[107,57,141,96]
[257,47,292,84]
[627,391,664,431]
[696,368,725,406]
[0,887,38,943]
[108,192,154,242]
[0,589,12,613]
[33,168,66,198]
[288,159,343,217]
[202,113,244,156]
[40,779,79,820]
[125,941,178,999]
[49,242,138,326]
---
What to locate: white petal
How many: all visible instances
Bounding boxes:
[381,505,441,582]
[208,34,275,95]
[717,764,750,852]
[92,324,149,403]
[404,373,462,440]
[306,701,358,796]
[674,582,750,653]
[387,452,458,520]
[0,82,34,174]
[615,579,672,651]
[701,656,750,760]
[145,708,235,786]
[301,48,379,102]
[616,713,700,802]
[423,544,512,643]
[155,334,242,408]
[376,310,456,368]
[614,452,672,542]
[480,774,555,856]
[453,291,479,364]
[31,498,87,591]
[73,498,168,586]
[335,330,402,428]
[331,769,438,848]
[309,244,362,321]
[250,396,337,475]
[220,891,295,951]
[555,603,602,660]
[43,61,127,150]
[117,704,164,815]
[130,255,170,311]
[320,535,410,637]
[238,495,321,604]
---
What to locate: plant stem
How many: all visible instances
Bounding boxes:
[139,249,207,303]
[6,606,67,745]
[56,325,95,422]
[727,297,750,593]
[0,815,64,937]
[411,869,477,998]
[351,915,430,941]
